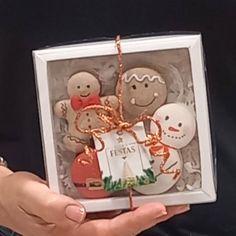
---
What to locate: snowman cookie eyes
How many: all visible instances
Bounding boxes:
[162,116,185,140]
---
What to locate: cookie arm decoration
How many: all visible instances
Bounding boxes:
[54,99,71,119]
[100,95,119,109]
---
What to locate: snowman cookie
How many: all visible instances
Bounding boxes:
[134,103,196,195]
[116,67,167,122]
[54,71,118,153]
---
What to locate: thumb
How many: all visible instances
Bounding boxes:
[15,172,86,224]
[24,190,86,224]
[65,201,86,223]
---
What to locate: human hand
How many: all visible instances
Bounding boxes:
[80,204,189,236]
[0,171,189,236]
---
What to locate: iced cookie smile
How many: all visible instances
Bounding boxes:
[130,92,158,107]
[131,97,156,107]
[80,93,90,97]
[163,130,186,139]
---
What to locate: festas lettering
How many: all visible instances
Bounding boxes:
[109,145,137,158]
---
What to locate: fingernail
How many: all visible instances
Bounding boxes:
[65,205,85,223]
[156,207,167,218]
[162,210,168,216]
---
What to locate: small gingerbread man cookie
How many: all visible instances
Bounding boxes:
[54,71,118,153]
[116,67,167,122]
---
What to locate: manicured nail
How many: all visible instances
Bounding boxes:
[65,205,85,223]
[156,207,167,218]
[162,210,168,216]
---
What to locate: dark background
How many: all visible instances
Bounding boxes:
[0,1,235,235]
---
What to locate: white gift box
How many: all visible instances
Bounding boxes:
[33,34,216,212]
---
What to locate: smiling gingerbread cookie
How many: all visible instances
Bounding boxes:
[54,71,118,153]
[117,67,167,122]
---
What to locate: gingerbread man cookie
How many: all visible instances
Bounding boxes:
[54,71,118,153]
[116,67,167,122]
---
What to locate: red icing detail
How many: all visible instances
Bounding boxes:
[168,126,179,132]
[71,151,110,199]
[71,95,100,111]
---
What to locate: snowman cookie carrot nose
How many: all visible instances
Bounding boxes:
[168,126,180,132]
[155,103,196,149]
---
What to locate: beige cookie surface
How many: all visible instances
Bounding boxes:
[54,71,120,153]
[134,148,182,195]
[67,71,101,97]
[54,99,91,153]
[54,97,119,153]
[151,103,196,149]
[117,67,167,122]
[54,71,101,153]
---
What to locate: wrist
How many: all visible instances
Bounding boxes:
[0,170,10,226]
[0,157,13,225]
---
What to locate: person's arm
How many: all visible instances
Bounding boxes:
[0,167,189,236]
[0,166,13,226]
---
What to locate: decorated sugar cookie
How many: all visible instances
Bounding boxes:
[117,67,167,122]
[134,103,196,195]
[152,103,196,149]
[71,150,110,198]
[54,71,118,153]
